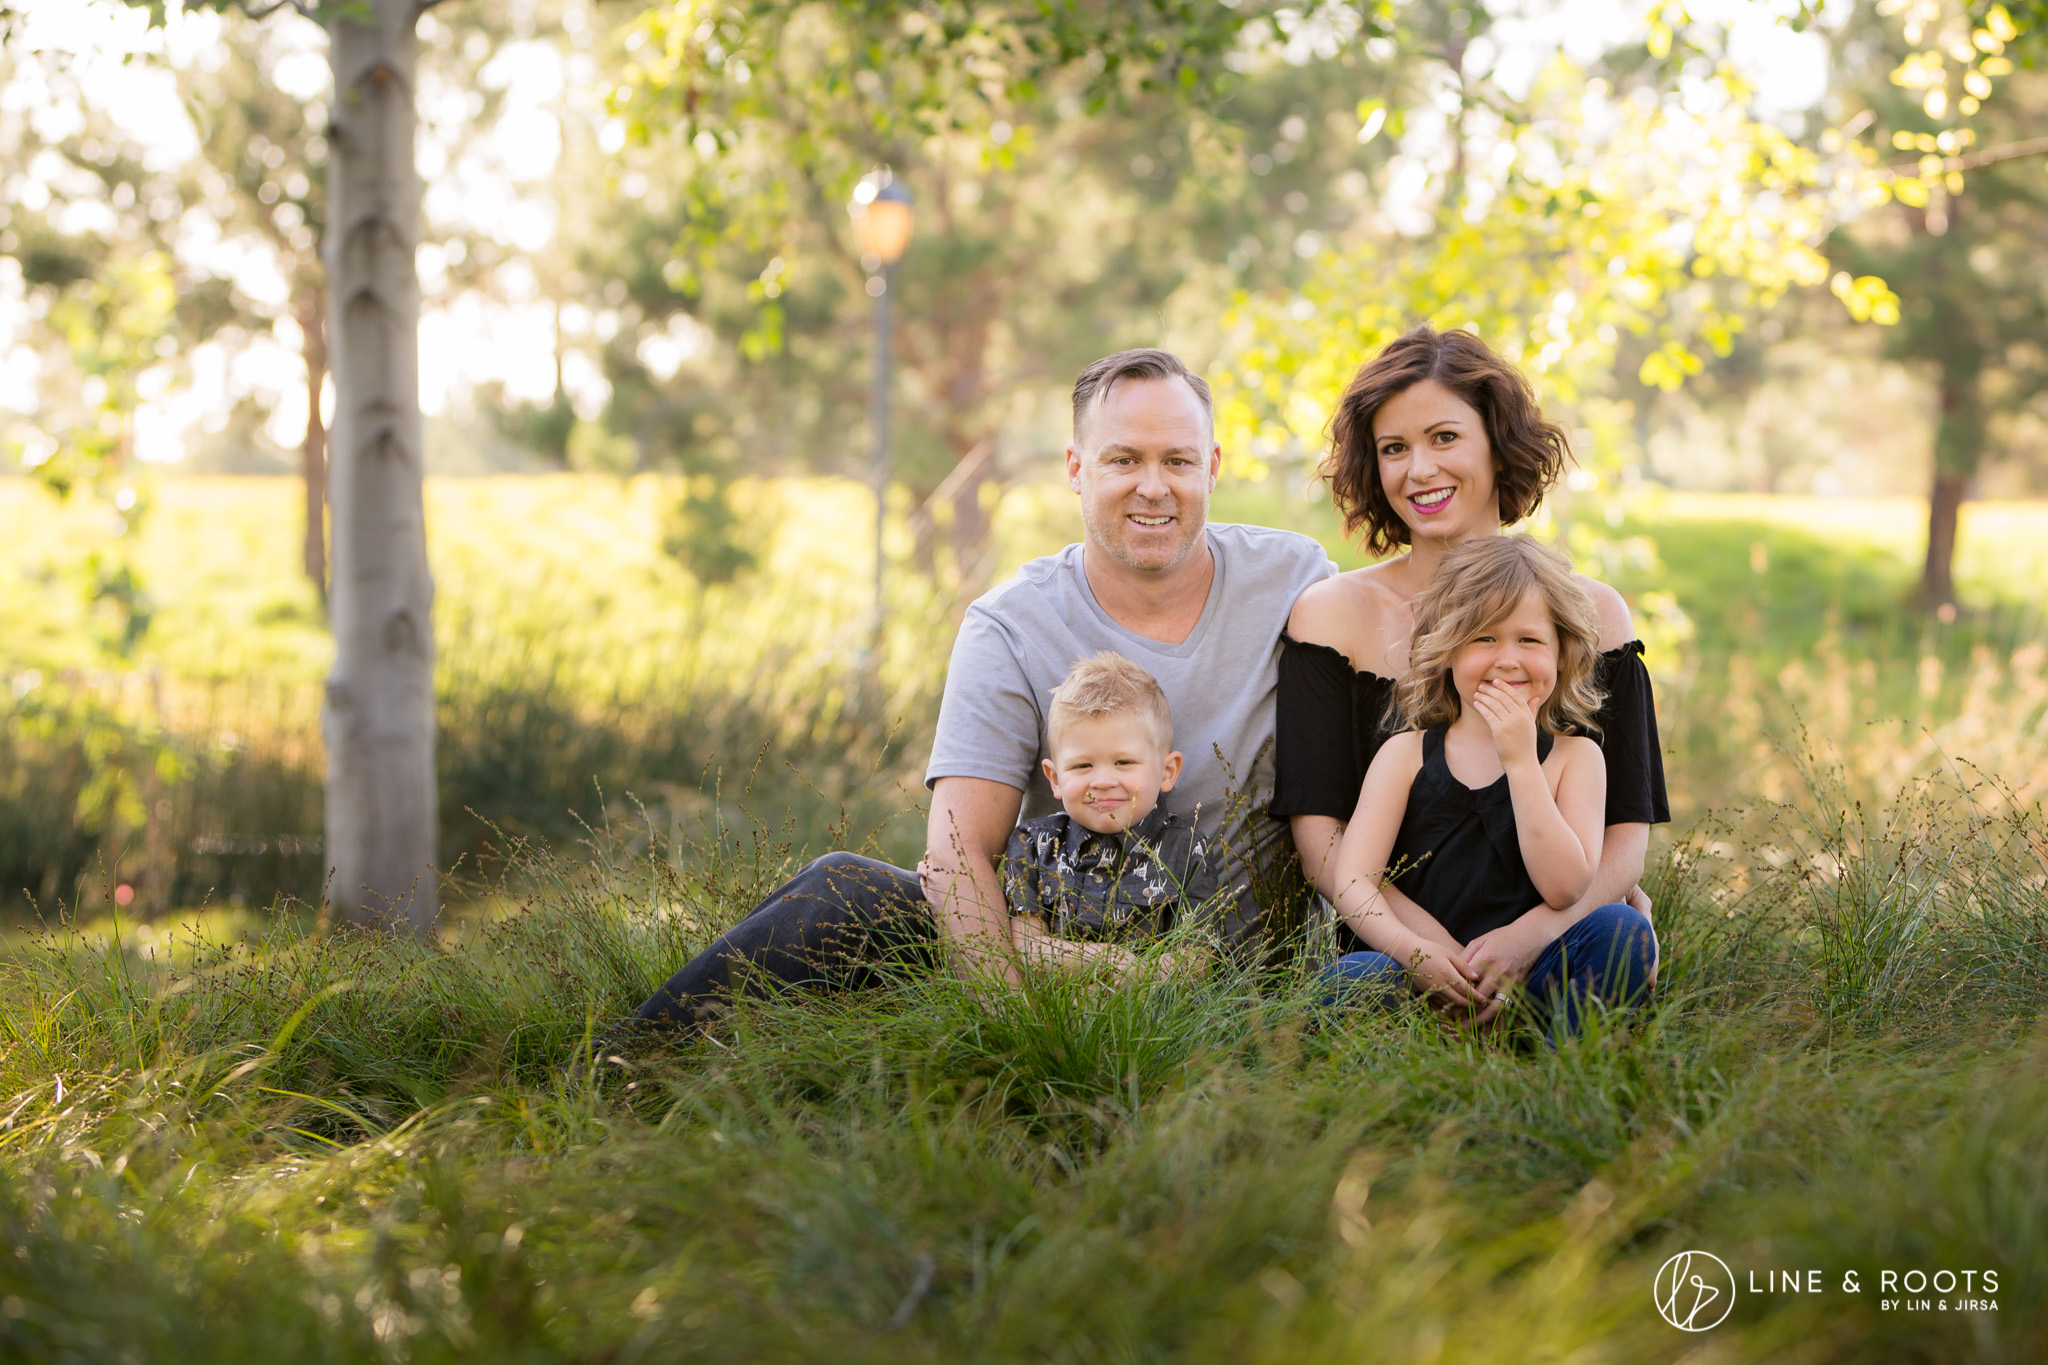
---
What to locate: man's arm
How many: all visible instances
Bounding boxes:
[1007,916,1155,978]
[925,776,1025,986]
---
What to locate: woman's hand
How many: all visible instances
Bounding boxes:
[1468,678,1541,770]
[1460,915,1555,1023]
[1404,944,1488,1013]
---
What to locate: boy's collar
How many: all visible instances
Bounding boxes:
[1063,799,1176,848]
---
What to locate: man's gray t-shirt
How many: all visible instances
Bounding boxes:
[925,523,1336,943]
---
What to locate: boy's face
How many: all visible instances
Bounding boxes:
[1041,712,1183,835]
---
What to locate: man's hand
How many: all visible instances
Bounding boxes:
[1469,678,1541,771]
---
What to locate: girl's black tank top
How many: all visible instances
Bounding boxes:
[1378,723,1555,946]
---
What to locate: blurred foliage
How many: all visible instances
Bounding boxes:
[0,475,950,917]
[599,0,1414,588]
[660,475,756,584]
[30,0,2038,596]
[11,249,174,656]
[1215,29,1897,494]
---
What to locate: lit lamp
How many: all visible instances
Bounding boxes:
[848,170,914,659]
[850,172,915,267]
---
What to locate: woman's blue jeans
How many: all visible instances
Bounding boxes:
[1317,902,1657,1041]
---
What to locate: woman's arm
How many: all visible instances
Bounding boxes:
[1328,738,1486,1006]
[1582,577,1637,653]
[1291,813,1348,901]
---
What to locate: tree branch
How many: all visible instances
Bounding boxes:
[244,0,319,18]
[1890,135,2048,177]
[416,0,452,13]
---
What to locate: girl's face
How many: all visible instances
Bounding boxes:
[1373,379,1501,547]
[1449,586,1559,718]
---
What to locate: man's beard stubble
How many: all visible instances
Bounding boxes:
[1081,497,1207,573]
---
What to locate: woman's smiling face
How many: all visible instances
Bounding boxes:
[1372,378,1501,546]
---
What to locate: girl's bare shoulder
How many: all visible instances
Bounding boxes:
[1367,728,1426,775]
[1546,733,1606,770]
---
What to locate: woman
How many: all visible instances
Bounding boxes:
[1275,326,1666,1028]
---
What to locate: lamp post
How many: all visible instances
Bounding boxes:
[848,169,914,661]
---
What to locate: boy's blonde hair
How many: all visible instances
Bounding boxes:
[1395,536,1606,736]
[1047,651,1175,756]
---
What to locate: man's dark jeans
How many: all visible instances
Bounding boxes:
[634,853,938,1026]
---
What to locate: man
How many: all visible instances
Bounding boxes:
[626,348,1334,1026]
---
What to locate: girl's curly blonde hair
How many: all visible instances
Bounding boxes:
[1394,536,1606,737]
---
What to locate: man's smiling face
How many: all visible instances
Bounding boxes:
[1067,375,1220,574]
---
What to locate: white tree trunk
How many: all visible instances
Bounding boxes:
[322,0,437,935]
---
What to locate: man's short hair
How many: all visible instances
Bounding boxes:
[1046,650,1175,757]
[1070,348,1214,448]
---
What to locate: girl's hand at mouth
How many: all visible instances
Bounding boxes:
[1470,678,1541,769]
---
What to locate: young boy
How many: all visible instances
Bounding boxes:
[1001,651,1226,980]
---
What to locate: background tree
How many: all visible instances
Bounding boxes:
[126,0,447,933]
[1216,5,1906,532]
[608,0,1368,592]
[314,0,440,933]
[1828,1,2048,608]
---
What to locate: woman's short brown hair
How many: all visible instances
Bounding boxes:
[1394,536,1605,738]
[1322,326,1569,556]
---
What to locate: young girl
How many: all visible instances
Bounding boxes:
[1323,535,1654,1036]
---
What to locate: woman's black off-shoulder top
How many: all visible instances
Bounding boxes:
[1271,635,1670,828]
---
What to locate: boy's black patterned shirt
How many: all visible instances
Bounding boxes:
[999,803,1224,944]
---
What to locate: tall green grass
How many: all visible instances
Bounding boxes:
[1,748,2043,1362]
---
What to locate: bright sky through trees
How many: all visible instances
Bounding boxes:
[1,0,1837,467]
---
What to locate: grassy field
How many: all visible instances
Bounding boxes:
[7,474,2048,918]
[0,753,2042,1360]
[1,474,2046,1360]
